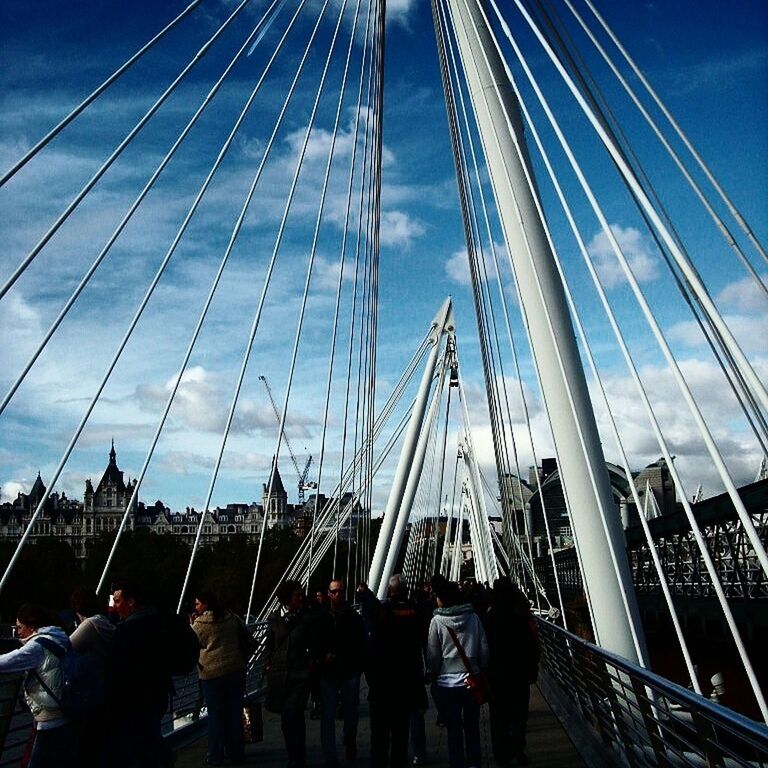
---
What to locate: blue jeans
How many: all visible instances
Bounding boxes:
[319,674,360,763]
[29,724,77,768]
[201,671,245,764]
[433,686,481,768]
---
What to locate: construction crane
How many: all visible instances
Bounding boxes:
[259,375,316,505]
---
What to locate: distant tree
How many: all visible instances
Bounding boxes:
[0,538,81,621]
[84,529,191,611]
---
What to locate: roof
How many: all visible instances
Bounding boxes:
[95,442,126,495]
[625,477,768,545]
[263,461,286,496]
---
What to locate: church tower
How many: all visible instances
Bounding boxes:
[262,460,289,529]
[84,441,138,534]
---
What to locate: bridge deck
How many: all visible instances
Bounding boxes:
[175,684,584,768]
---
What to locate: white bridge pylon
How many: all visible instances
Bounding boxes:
[368,297,499,599]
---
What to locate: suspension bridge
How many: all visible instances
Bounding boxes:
[1,0,767,765]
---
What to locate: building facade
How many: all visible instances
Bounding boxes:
[0,444,353,560]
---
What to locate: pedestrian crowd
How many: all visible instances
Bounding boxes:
[0,579,249,768]
[263,574,539,768]
[0,574,538,768]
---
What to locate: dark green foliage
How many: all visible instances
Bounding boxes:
[0,517,380,622]
[0,537,81,621]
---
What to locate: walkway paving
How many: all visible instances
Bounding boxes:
[175,685,585,767]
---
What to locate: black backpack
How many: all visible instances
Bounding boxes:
[32,637,105,721]
[162,613,201,677]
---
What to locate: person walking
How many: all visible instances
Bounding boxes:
[265,580,315,768]
[427,581,488,768]
[191,590,249,766]
[106,579,176,768]
[315,579,365,767]
[484,578,539,767]
[367,575,428,768]
[0,603,76,768]
[70,588,114,768]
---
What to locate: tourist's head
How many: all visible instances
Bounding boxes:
[111,579,146,620]
[433,580,460,608]
[277,580,304,611]
[328,579,345,609]
[194,590,223,618]
[70,587,103,621]
[387,574,407,600]
[15,603,56,639]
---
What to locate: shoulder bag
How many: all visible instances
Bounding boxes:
[444,626,490,705]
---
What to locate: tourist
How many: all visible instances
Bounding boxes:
[106,579,175,768]
[411,579,436,764]
[70,587,114,657]
[191,590,249,766]
[309,587,328,720]
[315,578,365,767]
[70,587,113,768]
[0,603,76,768]
[367,575,428,768]
[427,580,488,768]
[484,578,539,767]
[265,580,314,768]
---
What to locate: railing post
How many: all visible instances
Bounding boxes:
[629,677,672,767]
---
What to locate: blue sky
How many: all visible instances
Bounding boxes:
[1,0,766,513]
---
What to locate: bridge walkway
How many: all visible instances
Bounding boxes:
[175,684,585,768]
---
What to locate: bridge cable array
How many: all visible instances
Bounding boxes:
[1,0,766,725]
[435,0,768,719]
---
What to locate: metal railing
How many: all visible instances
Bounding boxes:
[0,620,269,765]
[535,617,768,767]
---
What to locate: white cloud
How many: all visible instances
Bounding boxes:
[587,224,660,289]
[1,481,27,503]
[445,248,471,285]
[669,273,768,355]
[379,210,425,248]
[717,273,768,312]
[386,0,418,26]
[444,242,511,286]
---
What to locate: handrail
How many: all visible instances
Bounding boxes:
[535,616,768,766]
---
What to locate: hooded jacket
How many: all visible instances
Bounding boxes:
[427,604,489,679]
[70,614,114,660]
[191,610,247,681]
[0,625,70,725]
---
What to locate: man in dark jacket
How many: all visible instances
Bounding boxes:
[106,580,174,768]
[483,578,539,767]
[367,576,428,768]
[265,580,314,768]
[314,579,365,767]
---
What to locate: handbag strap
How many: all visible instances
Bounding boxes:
[444,626,473,675]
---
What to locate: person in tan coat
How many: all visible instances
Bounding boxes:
[192,591,249,766]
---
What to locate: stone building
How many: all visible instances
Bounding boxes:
[0,444,362,560]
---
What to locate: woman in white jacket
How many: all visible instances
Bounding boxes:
[427,581,489,768]
[0,603,76,768]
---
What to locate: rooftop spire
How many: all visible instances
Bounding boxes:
[109,439,116,465]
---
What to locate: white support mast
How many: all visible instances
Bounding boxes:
[368,298,454,593]
[443,0,645,662]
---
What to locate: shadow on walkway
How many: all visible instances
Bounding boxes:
[175,685,584,767]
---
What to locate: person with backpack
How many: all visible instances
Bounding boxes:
[0,603,77,768]
[191,590,249,766]
[106,579,181,768]
[69,587,113,768]
[265,580,315,768]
